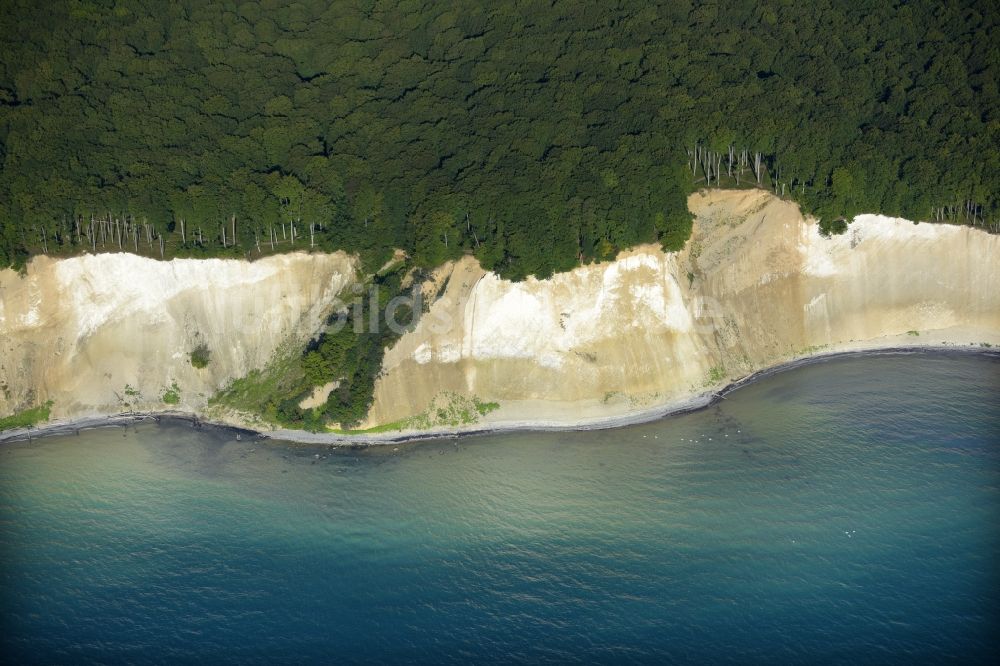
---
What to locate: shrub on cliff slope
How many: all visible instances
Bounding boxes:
[189,345,211,369]
[819,218,849,237]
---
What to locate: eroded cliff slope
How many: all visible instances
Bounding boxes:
[0,252,355,420]
[363,189,1000,429]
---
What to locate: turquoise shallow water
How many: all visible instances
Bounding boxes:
[2,351,999,664]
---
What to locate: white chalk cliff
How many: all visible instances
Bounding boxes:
[0,252,355,419]
[363,189,1000,430]
[1,189,997,434]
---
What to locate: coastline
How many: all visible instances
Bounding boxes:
[5,190,998,449]
[3,343,995,447]
[0,411,261,445]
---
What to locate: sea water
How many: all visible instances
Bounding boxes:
[1,351,998,664]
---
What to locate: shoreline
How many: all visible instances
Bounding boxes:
[0,411,262,446]
[2,344,995,446]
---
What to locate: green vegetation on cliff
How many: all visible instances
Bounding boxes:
[211,260,417,430]
[189,344,211,369]
[0,401,53,431]
[1,0,997,277]
[162,382,181,405]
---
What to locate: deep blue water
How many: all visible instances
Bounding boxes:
[2,351,999,664]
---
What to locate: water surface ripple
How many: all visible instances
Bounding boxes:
[2,351,998,663]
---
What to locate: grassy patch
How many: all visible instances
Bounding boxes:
[209,350,308,427]
[474,398,500,416]
[162,381,181,405]
[326,417,416,436]
[708,365,726,383]
[332,393,500,435]
[907,330,920,336]
[0,400,54,431]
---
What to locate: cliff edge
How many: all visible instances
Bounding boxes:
[362,189,1000,431]
[1,189,997,438]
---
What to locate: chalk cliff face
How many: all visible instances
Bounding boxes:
[0,252,355,419]
[1,190,997,432]
[363,189,1000,428]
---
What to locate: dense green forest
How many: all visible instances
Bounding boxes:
[0,0,997,277]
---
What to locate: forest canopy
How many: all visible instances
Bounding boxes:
[0,0,997,277]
